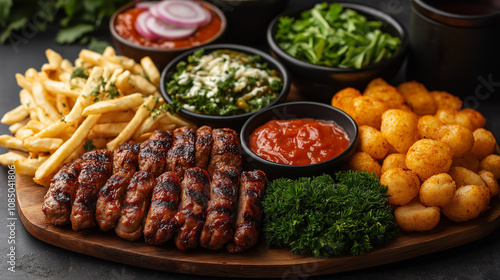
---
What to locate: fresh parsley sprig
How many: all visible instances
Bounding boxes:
[263,171,399,258]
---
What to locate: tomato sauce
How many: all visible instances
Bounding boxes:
[115,7,222,49]
[249,119,350,165]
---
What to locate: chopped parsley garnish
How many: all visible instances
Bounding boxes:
[83,139,96,152]
[71,67,89,80]
[263,171,399,258]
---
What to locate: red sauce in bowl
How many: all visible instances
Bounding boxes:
[249,119,350,165]
[114,6,222,49]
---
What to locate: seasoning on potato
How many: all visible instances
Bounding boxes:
[358,125,391,160]
[419,173,456,207]
[394,200,441,232]
[380,167,420,206]
[442,185,490,222]
[381,153,407,175]
[349,152,382,178]
[406,139,454,181]
[380,109,419,154]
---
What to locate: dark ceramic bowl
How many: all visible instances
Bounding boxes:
[110,1,227,69]
[160,44,291,129]
[267,2,408,103]
[240,102,359,180]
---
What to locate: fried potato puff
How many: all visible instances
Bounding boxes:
[406,139,454,181]
[394,200,441,232]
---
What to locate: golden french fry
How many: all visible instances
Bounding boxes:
[79,49,103,66]
[19,89,36,111]
[46,49,63,68]
[1,105,29,124]
[31,79,61,121]
[129,74,158,95]
[56,94,70,116]
[102,46,116,57]
[24,68,38,83]
[136,132,154,142]
[99,110,135,123]
[35,114,101,186]
[140,56,160,86]
[82,93,144,116]
[33,107,55,126]
[43,80,81,100]
[133,116,161,140]
[64,66,104,123]
[157,123,175,132]
[106,95,157,151]
[33,119,71,139]
[8,120,28,134]
[0,152,27,166]
[0,135,29,151]
[16,73,31,90]
[24,120,46,133]
[23,136,63,152]
[60,59,73,73]
[90,122,129,138]
[14,155,49,176]
[160,112,197,128]
[14,127,35,141]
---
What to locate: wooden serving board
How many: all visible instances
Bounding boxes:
[16,173,500,278]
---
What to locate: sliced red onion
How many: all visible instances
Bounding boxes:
[145,16,197,40]
[199,6,212,26]
[135,11,160,41]
[135,1,156,10]
[151,0,209,27]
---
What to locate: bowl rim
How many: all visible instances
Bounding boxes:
[159,43,291,122]
[109,0,227,53]
[266,2,409,73]
[239,101,359,169]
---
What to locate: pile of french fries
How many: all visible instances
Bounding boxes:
[0,47,195,186]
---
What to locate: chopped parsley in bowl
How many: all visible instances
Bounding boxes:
[160,44,290,128]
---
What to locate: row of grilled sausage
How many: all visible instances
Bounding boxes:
[41,126,267,253]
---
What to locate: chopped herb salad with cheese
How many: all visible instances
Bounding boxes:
[165,49,284,116]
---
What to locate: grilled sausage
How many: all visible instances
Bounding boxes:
[194,126,213,170]
[42,159,82,226]
[174,167,211,251]
[208,128,242,176]
[199,165,240,250]
[96,142,139,231]
[70,149,112,232]
[139,130,173,177]
[115,170,155,241]
[143,171,182,245]
[226,170,267,253]
[167,126,196,179]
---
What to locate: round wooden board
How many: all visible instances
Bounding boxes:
[16,173,500,278]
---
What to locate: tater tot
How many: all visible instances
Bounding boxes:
[358,125,391,160]
[459,108,486,131]
[394,200,441,232]
[438,124,474,157]
[381,153,407,175]
[406,139,454,180]
[442,185,490,222]
[417,115,445,139]
[348,152,382,178]
[448,166,487,189]
[470,128,497,160]
[363,77,390,92]
[435,108,486,131]
[479,154,500,179]
[478,170,499,197]
[345,96,389,129]
[363,85,407,110]
[419,173,456,207]
[429,91,463,110]
[330,87,361,112]
[380,109,419,154]
[451,152,480,172]
[397,81,437,116]
[380,168,420,205]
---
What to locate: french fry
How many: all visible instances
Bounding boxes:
[159,112,197,128]
[43,80,81,99]
[23,136,63,152]
[129,74,158,96]
[99,110,135,123]
[82,93,144,116]
[14,127,35,141]
[79,49,103,66]
[106,95,157,151]
[56,94,71,116]
[90,122,129,138]
[0,152,27,166]
[15,73,31,90]
[31,79,61,122]
[9,120,28,134]
[19,89,36,111]
[64,66,103,123]
[46,49,63,68]
[14,155,49,176]
[0,135,29,151]
[24,120,47,133]
[33,107,55,127]
[35,114,101,186]
[1,105,29,124]
[140,56,160,86]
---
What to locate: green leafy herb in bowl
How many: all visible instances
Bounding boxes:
[263,171,399,258]
[274,2,401,69]
[165,48,283,116]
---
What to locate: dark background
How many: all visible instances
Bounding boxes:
[0,0,499,279]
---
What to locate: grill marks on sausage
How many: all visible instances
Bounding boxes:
[194,126,213,170]
[70,150,112,232]
[143,171,182,245]
[42,159,82,226]
[115,170,155,241]
[200,165,240,250]
[208,128,242,176]
[174,167,210,251]
[139,130,173,177]
[167,126,196,179]
[226,170,267,253]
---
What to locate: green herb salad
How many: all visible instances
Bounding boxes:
[165,49,284,116]
[275,2,401,69]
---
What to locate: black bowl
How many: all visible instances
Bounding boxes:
[267,2,409,103]
[160,44,291,130]
[240,102,359,180]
